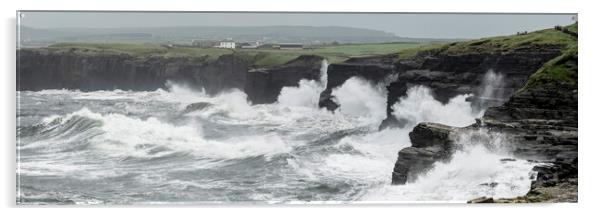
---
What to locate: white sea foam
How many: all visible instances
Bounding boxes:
[362,145,536,202]
[362,127,535,202]
[392,85,479,127]
[277,79,323,108]
[18,66,536,203]
[32,108,293,160]
[332,77,387,123]
[277,60,329,108]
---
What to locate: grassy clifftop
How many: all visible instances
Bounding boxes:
[397,23,577,59]
[519,23,577,91]
[521,46,577,91]
[26,42,424,67]
[395,23,578,93]
[442,25,576,54]
[22,23,577,72]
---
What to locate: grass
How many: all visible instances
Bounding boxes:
[515,23,578,92]
[520,45,578,91]
[29,23,578,69]
[438,25,576,55]
[35,42,424,67]
[45,43,234,61]
[392,23,578,93]
[239,42,423,66]
[397,43,448,60]
[566,22,578,34]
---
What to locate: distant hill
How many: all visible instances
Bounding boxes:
[19,25,460,47]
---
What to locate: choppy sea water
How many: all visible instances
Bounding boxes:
[16,63,538,204]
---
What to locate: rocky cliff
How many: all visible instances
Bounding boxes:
[245,55,324,104]
[391,39,578,202]
[318,30,569,130]
[17,48,324,104]
[318,54,397,111]
[380,47,563,129]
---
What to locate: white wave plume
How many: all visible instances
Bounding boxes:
[392,85,478,127]
[332,77,387,123]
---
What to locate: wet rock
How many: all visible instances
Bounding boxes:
[378,116,406,130]
[183,102,212,113]
[391,122,457,185]
[245,55,324,104]
[482,75,578,203]
[318,55,397,111]
[318,89,339,111]
[390,44,577,202]
[409,122,456,148]
[479,182,499,188]
[468,196,494,203]
[378,45,563,129]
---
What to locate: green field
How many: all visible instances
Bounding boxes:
[38,42,427,66]
[28,23,577,69]
[440,23,577,55]
[44,43,234,60]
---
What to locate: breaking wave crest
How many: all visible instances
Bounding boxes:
[392,85,478,127]
[21,108,293,161]
[18,67,535,203]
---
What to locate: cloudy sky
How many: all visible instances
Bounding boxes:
[19,12,576,39]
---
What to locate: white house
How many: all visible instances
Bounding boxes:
[217,40,236,49]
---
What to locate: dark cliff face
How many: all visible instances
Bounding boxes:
[17,49,324,104]
[381,47,563,129]
[318,55,397,111]
[245,55,324,104]
[391,122,457,185]
[318,45,563,128]
[17,49,249,94]
[483,50,577,202]
[391,48,578,202]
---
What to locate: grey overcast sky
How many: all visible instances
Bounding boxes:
[18,12,576,39]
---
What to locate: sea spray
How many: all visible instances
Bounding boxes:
[17,76,536,203]
[319,59,329,85]
[363,129,537,202]
[22,107,293,161]
[331,77,387,123]
[392,86,478,127]
[277,60,329,108]
[473,70,506,111]
[277,80,324,108]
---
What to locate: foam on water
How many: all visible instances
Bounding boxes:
[362,144,537,202]
[25,107,294,161]
[17,66,536,203]
[361,126,536,202]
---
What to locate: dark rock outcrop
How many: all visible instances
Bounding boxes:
[245,55,324,104]
[468,196,494,203]
[391,48,578,202]
[391,122,457,185]
[17,49,324,105]
[381,47,564,129]
[182,102,213,114]
[17,49,248,94]
[318,54,397,111]
[319,44,564,128]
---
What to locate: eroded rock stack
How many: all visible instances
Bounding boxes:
[391,122,457,184]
